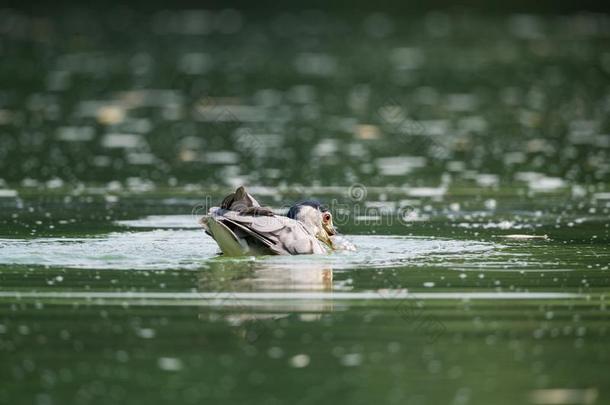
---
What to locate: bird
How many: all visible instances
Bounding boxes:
[199,187,340,256]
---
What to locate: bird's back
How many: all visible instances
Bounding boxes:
[201,208,328,256]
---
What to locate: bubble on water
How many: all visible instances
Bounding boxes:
[476,174,499,188]
[376,156,427,176]
[447,161,465,172]
[46,178,64,189]
[136,328,156,339]
[116,350,129,363]
[104,195,119,204]
[289,354,310,368]
[56,126,95,142]
[267,347,284,359]
[101,133,144,149]
[127,152,156,165]
[340,353,363,367]
[96,105,125,125]
[158,357,183,371]
[0,189,18,198]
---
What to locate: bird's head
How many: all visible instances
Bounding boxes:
[287,201,337,247]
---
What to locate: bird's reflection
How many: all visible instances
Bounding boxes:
[198,259,333,291]
[198,259,335,342]
[242,262,333,291]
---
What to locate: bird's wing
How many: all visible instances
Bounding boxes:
[248,215,327,255]
[221,210,285,232]
[203,209,327,255]
[204,216,247,256]
[202,210,284,255]
[216,212,290,255]
[278,222,328,255]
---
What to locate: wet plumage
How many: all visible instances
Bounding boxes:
[200,187,338,256]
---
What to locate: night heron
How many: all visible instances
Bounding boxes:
[200,187,344,256]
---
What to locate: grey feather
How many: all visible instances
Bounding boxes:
[201,207,328,256]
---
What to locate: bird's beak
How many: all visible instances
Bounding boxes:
[323,219,337,237]
[318,219,337,248]
[317,230,333,248]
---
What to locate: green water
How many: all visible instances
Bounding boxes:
[1,6,610,405]
[1,189,608,405]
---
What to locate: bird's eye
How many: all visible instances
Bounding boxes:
[323,213,331,223]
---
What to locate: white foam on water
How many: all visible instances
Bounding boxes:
[0,230,214,270]
[0,217,496,270]
[116,215,200,228]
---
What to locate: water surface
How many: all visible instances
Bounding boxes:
[1,191,608,405]
[1,7,609,405]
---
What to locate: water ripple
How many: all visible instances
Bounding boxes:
[0,230,495,271]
